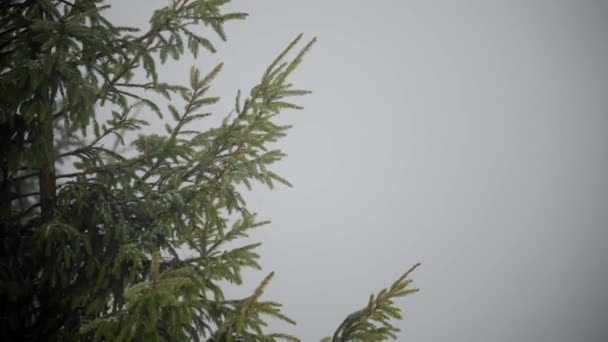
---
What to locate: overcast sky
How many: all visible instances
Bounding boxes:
[107,1,608,341]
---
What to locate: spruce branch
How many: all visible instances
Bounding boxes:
[325,263,421,342]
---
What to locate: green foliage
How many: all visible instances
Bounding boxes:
[320,264,421,342]
[0,1,419,341]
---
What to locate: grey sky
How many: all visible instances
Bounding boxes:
[107,1,608,341]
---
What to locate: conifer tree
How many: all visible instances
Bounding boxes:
[0,1,420,341]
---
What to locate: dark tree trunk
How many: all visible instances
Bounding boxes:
[39,116,55,220]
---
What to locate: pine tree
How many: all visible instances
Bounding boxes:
[0,1,420,341]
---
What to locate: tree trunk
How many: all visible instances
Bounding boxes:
[39,116,56,220]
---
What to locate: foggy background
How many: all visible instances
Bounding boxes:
[107,1,608,341]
